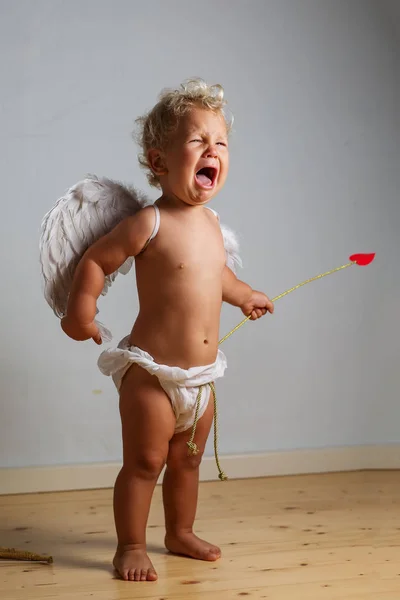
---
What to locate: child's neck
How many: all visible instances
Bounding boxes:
[157,193,207,211]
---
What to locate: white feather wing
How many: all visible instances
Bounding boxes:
[220,223,242,273]
[39,174,150,341]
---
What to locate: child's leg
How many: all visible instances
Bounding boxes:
[163,393,221,561]
[113,364,176,582]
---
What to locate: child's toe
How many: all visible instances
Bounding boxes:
[148,568,158,581]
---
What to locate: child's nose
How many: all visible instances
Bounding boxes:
[204,145,218,158]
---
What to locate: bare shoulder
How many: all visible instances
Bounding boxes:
[117,205,157,249]
[203,206,220,222]
[85,204,157,260]
[122,204,156,231]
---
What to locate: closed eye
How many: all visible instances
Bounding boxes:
[190,139,227,145]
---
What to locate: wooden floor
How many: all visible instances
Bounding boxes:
[0,471,399,599]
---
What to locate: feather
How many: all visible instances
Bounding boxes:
[39,175,150,340]
[220,223,242,273]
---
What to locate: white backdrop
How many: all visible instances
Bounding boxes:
[0,0,399,468]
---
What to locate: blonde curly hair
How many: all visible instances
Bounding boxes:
[134,78,233,188]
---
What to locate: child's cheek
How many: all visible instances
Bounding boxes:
[182,147,194,161]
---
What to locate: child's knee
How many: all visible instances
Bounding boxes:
[123,450,167,480]
[167,446,204,471]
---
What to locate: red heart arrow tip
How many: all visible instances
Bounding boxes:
[349,253,376,266]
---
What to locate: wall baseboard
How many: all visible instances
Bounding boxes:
[0,444,398,495]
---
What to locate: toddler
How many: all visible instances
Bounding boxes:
[61,79,274,582]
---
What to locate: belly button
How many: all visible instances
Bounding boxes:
[179,263,184,269]
[204,339,209,345]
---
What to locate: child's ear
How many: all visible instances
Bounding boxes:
[148,149,167,176]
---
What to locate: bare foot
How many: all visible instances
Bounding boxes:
[165,532,221,561]
[113,545,158,582]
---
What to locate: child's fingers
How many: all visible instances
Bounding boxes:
[250,305,272,320]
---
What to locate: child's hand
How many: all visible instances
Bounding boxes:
[61,316,102,345]
[240,290,274,321]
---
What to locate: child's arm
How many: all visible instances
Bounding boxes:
[222,266,274,320]
[61,207,155,344]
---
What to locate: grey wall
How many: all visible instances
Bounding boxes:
[0,0,399,468]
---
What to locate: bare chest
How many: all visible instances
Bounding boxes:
[155,216,226,274]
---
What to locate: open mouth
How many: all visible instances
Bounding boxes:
[195,167,217,188]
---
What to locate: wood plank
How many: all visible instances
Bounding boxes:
[1,471,399,599]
